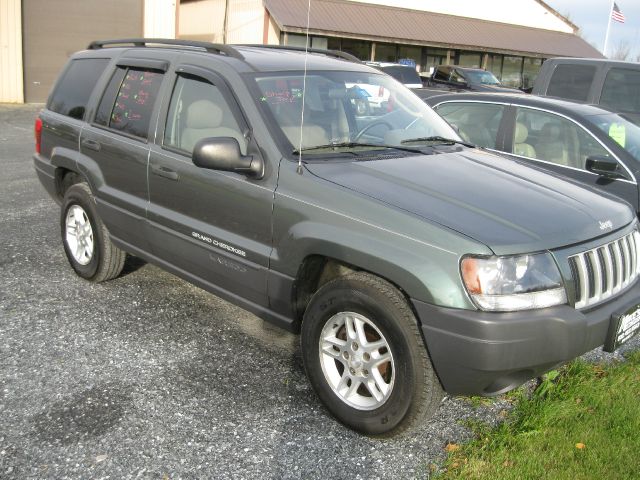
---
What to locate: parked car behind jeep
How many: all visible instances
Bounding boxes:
[532,57,640,126]
[425,65,517,92]
[34,39,640,436]
[427,92,640,215]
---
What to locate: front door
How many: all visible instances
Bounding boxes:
[505,107,638,211]
[147,66,275,307]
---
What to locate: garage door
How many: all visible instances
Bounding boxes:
[22,0,144,103]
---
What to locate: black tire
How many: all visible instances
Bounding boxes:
[301,272,443,436]
[60,182,125,282]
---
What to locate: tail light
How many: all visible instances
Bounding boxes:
[34,117,43,154]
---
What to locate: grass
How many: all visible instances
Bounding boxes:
[434,350,640,480]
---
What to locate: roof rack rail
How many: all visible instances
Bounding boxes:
[238,44,361,63]
[87,38,245,60]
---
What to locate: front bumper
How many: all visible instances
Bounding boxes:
[412,280,640,396]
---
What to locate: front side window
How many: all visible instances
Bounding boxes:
[435,102,506,149]
[450,69,466,84]
[94,67,164,139]
[586,113,640,162]
[252,71,458,154]
[512,108,612,170]
[433,67,451,82]
[48,58,109,120]
[164,75,247,155]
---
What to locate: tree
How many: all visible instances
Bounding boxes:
[610,39,631,61]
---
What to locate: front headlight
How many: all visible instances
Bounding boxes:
[461,253,567,312]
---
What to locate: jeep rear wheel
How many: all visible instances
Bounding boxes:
[301,272,443,436]
[60,183,125,282]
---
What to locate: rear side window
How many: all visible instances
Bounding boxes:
[48,58,109,120]
[94,67,164,139]
[547,64,596,102]
[435,102,506,149]
[600,68,640,114]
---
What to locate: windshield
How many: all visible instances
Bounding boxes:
[463,70,501,85]
[585,113,640,162]
[252,70,459,154]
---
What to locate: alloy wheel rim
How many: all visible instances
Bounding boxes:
[319,311,395,411]
[65,205,94,265]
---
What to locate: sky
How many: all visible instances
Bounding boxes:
[547,0,640,59]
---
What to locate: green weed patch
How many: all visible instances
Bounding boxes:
[435,350,640,480]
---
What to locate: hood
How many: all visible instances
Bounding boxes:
[306,149,634,255]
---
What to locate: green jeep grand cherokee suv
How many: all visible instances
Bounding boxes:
[33,39,640,435]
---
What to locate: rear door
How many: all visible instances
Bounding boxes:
[80,57,169,251]
[146,64,275,307]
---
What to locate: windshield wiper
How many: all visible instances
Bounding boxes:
[292,142,423,155]
[399,136,475,148]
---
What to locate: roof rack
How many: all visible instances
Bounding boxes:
[87,38,245,60]
[87,39,362,64]
[239,44,361,63]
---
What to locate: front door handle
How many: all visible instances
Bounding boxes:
[81,139,101,151]
[151,165,179,181]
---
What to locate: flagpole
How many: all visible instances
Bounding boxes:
[603,0,615,57]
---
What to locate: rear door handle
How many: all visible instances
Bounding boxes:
[81,139,101,151]
[151,165,179,181]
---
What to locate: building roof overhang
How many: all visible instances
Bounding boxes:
[265,0,604,59]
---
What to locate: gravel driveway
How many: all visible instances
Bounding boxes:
[1,104,637,479]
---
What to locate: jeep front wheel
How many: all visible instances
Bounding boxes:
[301,272,443,436]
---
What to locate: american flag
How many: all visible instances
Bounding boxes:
[612,3,625,23]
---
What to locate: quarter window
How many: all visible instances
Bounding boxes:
[164,75,247,155]
[547,64,596,102]
[600,68,640,114]
[512,108,612,170]
[435,102,506,149]
[95,67,164,139]
[48,58,109,120]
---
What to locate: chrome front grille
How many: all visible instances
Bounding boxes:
[569,231,640,309]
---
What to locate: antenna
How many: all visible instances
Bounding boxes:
[297,0,312,175]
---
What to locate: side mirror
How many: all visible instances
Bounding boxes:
[192,137,263,179]
[585,155,625,180]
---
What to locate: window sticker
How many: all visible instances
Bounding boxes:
[609,123,626,147]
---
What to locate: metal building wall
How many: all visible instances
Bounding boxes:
[179,0,277,45]
[179,0,225,42]
[0,0,24,103]
[225,0,266,44]
[22,0,145,103]
[144,0,177,38]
